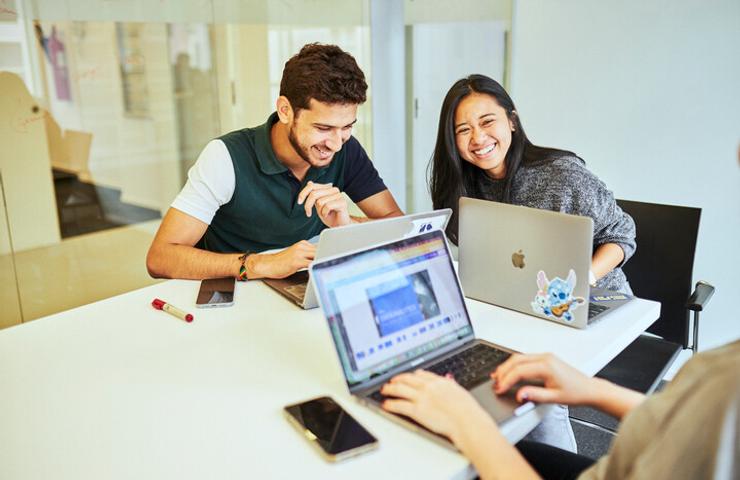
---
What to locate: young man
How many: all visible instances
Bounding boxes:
[146,43,403,281]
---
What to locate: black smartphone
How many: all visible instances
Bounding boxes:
[283,396,378,462]
[195,277,235,308]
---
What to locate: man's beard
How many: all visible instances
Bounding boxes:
[288,126,323,168]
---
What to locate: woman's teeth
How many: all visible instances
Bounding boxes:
[474,144,495,155]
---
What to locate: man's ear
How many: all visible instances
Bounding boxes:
[276,96,293,124]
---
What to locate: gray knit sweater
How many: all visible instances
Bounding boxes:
[476,155,636,292]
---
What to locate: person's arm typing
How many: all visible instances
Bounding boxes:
[378,353,648,479]
[243,241,315,279]
[491,353,645,420]
[381,371,539,480]
[146,208,240,280]
[146,208,315,280]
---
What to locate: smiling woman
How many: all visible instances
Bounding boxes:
[429,74,635,293]
[452,92,515,179]
[428,74,637,452]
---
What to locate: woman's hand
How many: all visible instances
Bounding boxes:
[492,353,646,420]
[381,369,541,480]
[380,370,493,444]
[491,353,597,406]
[591,242,625,281]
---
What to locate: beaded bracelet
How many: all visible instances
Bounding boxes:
[237,253,252,281]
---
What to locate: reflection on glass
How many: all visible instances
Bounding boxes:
[116,23,150,117]
[170,23,219,178]
[0,0,375,324]
[0,171,23,328]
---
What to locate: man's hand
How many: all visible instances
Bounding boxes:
[297,181,351,227]
[248,240,316,279]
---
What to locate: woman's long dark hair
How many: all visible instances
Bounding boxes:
[428,74,574,244]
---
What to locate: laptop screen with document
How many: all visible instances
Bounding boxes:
[311,230,473,388]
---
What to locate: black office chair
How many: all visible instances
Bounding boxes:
[570,200,715,455]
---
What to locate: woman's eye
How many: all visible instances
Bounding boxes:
[456,129,470,135]
[482,119,494,126]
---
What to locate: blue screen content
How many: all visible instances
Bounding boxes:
[367,269,442,338]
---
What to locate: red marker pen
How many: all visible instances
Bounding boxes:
[152,298,193,323]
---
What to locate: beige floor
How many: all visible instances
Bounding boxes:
[0,220,162,329]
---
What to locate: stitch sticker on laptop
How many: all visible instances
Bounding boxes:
[531,270,585,322]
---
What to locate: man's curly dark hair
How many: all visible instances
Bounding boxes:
[280,43,367,114]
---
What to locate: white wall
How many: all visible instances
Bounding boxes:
[511,0,740,350]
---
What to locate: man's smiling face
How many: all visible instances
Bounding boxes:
[287,99,358,168]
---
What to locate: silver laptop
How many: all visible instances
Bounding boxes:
[459,197,633,329]
[309,229,534,448]
[264,209,452,309]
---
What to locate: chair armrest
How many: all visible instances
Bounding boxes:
[686,281,715,311]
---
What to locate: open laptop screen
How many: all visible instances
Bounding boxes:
[311,230,473,388]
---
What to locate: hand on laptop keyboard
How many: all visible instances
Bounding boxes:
[378,369,500,442]
[371,344,510,403]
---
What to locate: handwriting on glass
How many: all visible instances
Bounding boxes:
[0,0,17,17]
[77,66,100,81]
[12,101,51,134]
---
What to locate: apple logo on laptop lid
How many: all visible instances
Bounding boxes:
[511,250,525,269]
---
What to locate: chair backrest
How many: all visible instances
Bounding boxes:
[617,199,701,348]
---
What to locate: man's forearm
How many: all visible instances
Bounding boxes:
[147,243,241,280]
[350,215,372,224]
[350,208,403,224]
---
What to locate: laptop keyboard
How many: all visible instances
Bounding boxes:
[284,283,307,301]
[587,302,609,322]
[369,343,510,403]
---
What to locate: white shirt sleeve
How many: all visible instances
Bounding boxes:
[171,140,236,225]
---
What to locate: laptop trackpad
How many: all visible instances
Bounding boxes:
[470,379,528,424]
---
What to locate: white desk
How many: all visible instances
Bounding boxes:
[0,279,659,480]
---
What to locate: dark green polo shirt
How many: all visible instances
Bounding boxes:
[198,113,387,253]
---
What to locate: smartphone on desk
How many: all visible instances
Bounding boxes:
[284,396,378,462]
[196,277,235,308]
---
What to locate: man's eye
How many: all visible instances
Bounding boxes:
[317,127,331,132]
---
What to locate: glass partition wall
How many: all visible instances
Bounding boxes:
[0,0,372,327]
[0,0,511,328]
[0,172,23,329]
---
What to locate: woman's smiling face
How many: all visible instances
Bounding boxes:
[453,92,515,179]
